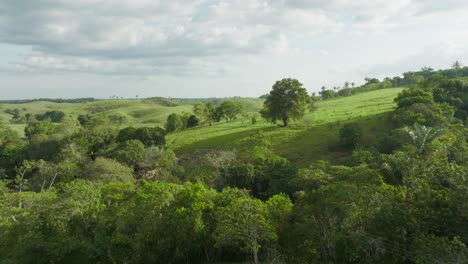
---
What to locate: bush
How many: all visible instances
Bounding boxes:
[35,110,65,123]
[186,115,199,128]
[165,113,184,133]
[116,126,166,147]
[83,157,134,183]
[339,122,362,148]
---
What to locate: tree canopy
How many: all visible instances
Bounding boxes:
[260,78,311,127]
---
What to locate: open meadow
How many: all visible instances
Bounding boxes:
[1,88,403,165]
[167,88,404,165]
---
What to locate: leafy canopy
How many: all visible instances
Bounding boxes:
[260,78,311,127]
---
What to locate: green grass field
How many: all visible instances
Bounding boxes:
[0,97,263,135]
[168,88,404,165]
[1,88,403,165]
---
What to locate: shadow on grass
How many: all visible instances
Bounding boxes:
[173,125,278,153]
[274,112,392,166]
[174,112,393,167]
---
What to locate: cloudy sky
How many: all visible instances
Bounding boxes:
[1,0,468,99]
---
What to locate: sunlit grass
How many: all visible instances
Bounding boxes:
[168,88,404,165]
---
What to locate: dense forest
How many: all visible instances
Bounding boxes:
[1,67,468,263]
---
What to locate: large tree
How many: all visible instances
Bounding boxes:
[217,101,244,122]
[260,78,311,127]
[214,197,276,264]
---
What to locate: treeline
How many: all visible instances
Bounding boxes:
[0,70,467,263]
[165,101,248,132]
[0,97,97,104]
[317,63,468,100]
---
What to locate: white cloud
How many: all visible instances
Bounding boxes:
[2,0,468,99]
[0,0,345,75]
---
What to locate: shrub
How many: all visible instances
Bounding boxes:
[339,122,362,148]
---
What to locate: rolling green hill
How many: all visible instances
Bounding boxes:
[167,88,404,165]
[0,97,264,135]
[1,88,403,165]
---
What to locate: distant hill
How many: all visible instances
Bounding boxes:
[0,97,265,135]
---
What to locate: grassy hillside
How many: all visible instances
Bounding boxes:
[0,88,403,164]
[0,97,264,135]
[168,88,404,165]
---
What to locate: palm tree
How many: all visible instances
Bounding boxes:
[405,123,443,154]
[452,61,463,77]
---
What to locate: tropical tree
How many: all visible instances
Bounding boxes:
[452,60,463,77]
[214,197,276,264]
[260,78,311,127]
[404,123,443,154]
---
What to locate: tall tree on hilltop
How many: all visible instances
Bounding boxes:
[260,78,311,127]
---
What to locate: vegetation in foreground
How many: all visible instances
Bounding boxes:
[1,66,468,263]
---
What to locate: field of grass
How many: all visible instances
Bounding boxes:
[0,97,264,135]
[168,88,404,165]
[1,88,403,165]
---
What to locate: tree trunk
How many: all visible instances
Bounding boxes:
[282,117,288,127]
[253,248,259,264]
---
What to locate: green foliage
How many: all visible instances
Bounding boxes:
[77,114,91,125]
[116,126,166,147]
[104,139,146,167]
[165,113,184,133]
[214,197,276,264]
[261,78,311,127]
[392,88,453,127]
[320,89,337,99]
[134,127,166,147]
[116,126,137,142]
[72,119,117,159]
[431,78,468,120]
[138,146,180,180]
[2,69,468,264]
[193,102,210,124]
[217,101,244,122]
[186,114,199,128]
[404,123,443,154]
[224,155,297,199]
[24,119,54,139]
[394,89,434,108]
[339,122,362,148]
[83,157,134,183]
[35,110,65,123]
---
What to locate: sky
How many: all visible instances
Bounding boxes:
[1,0,468,99]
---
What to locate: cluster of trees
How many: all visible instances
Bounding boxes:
[1,70,468,263]
[317,61,468,100]
[4,109,66,124]
[165,101,245,133]
[0,179,293,263]
[35,110,66,123]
